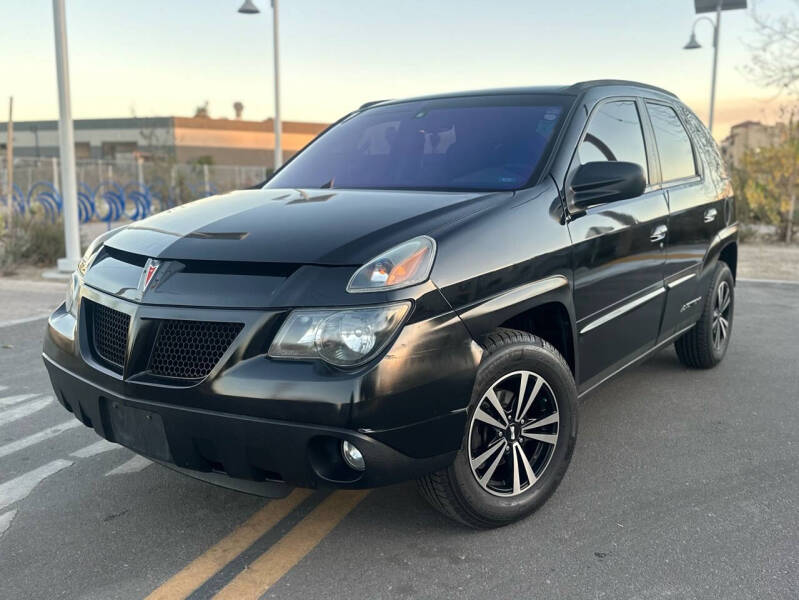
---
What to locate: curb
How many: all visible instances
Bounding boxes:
[738,277,799,286]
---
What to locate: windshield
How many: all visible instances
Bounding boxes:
[266,95,572,192]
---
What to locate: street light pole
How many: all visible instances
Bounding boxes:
[708,2,722,133]
[52,0,81,272]
[6,97,13,226]
[238,0,283,172]
[684,15,721,134]
[272,0,282,171]
[683,0,747,136]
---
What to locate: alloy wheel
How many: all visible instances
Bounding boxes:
[712,280,732,351]
[468,370,559,497]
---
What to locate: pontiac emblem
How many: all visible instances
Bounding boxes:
[141,259,161,291]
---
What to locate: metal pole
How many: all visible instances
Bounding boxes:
[708,0,722,134]
[6,96,13,224]
[52,157,59,194]
[272,0,282,171]
[52,0,81,272]
[137,156,144,189]
[170,164,178,205]
[787,113,797,243]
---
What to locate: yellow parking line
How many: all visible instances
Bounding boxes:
[145,488,313,600]
[213,490,370,600]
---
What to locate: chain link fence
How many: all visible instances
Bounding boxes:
[1,157,270,226]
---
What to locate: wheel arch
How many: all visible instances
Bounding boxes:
[497,303,575,376]
[701,224,738,282]
[454,276,578,377]
[718,241,738,281]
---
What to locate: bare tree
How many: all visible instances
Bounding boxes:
[744,0,799,94]
[743,1,799,241]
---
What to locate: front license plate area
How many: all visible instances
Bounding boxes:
[101,398,172,462]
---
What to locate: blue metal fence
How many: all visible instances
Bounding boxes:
[0,179,217,226]
[1,159,268,230]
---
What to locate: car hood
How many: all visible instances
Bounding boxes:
[106,187,509,265]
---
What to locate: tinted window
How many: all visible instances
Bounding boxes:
[647,103,697,181]
[266,95,571,191]
[678,104,727,188]
[579,100,648,182]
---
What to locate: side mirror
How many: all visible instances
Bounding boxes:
[569,161,646,209]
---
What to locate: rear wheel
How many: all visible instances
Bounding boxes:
[675,262,735,369]
[417,328,578,528]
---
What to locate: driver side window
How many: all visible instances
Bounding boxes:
[579,100,649,183]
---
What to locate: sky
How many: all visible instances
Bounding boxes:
[0,0,796,139]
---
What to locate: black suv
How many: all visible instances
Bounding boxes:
[44,80,737,528]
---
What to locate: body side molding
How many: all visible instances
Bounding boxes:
[667,272,697,289]
[580,286,666,335]
[578,322,695,397]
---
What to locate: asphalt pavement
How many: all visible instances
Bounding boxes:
[0,280,796,600]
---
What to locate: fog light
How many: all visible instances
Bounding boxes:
[341,440,365,471]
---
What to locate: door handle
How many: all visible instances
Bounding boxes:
[650,224,668,243]
[704,208,718,223]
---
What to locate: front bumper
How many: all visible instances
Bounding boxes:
[43,286,481,491]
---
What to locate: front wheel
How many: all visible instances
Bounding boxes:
[417,329,578,529]
[675,262,735,369]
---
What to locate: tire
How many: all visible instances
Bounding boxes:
[675,261,735,369]
[417,328,578,529]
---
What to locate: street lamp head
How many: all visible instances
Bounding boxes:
[238,0,260,14]
[683,32,702,50]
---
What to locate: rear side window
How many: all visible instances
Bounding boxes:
[678,104,728,183]
[646,103,697,182]
[578,100,649,183]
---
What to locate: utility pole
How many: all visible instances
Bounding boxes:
[52,0,81,272]
[272,0,282,171]
[6,97,13,225]
[787,113,797,244]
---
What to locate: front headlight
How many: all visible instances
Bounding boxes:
[268,302,411,367]
[347,236,436,293]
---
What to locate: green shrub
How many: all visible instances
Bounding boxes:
[22,218,65,265]
[1,215,66,273]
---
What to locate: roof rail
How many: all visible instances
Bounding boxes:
[359,99,391,110]
[567,80,678,98]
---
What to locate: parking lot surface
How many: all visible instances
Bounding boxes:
[0,281,796,599]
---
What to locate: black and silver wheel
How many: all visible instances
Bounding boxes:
[468,370,559,497]
[711,280,732,352]
[418,328,578,529]
[675,261,735,369]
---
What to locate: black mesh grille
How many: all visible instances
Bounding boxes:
[91,302,130,370]
[149,320,243,379]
